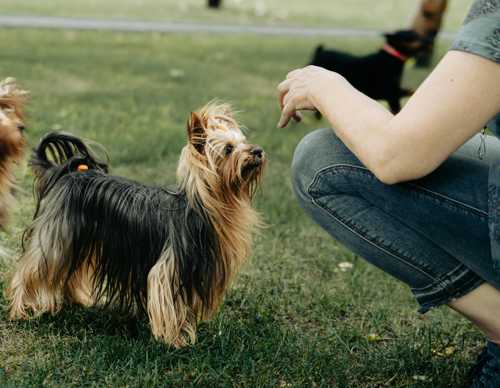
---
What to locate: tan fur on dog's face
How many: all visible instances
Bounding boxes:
[0,105,25,159]
[0,77,29,228]
[204,120,264,189]
[177,102,266,201]
[0,78,28,162]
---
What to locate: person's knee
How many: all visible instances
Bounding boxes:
[291,128,353,200]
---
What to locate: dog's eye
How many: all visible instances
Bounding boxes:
[224,144,234,155]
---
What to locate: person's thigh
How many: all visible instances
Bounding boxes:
[292,128,500,311]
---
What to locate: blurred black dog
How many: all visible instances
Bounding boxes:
[310,30,431,114]
[208,0,221,8]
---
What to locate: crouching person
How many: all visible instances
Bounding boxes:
[278,1,500,386]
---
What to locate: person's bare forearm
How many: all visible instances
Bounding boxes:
[311,76,397,182]
[297,52,500,184]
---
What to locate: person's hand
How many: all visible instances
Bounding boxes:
[277,65,340,128]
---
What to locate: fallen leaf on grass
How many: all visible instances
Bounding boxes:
[432,345,456,357]
[337,262,353,272]
[367,333,382,342]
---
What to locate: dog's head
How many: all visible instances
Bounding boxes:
[0,78,28,228]
[383,30,432,57]
[0,78,28,163]
[178,102,265,202]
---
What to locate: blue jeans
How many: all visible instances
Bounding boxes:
[292,128,500,313]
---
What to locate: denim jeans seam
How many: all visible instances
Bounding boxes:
[309,163,488,219]
[411,263,475,293]
[416,279,484,313]
[414,275,484,311]
[309,196,439,282]
[407,182,488,218]
[487,181,500,273]
[307,167,439,282]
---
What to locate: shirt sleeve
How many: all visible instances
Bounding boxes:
[450,0,500,64]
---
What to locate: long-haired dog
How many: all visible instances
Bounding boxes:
[8,103,265,347]
[0,77,28,230]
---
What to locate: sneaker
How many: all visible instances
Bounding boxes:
[470,342,500,387]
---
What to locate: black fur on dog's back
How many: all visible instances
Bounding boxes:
[310,44,406,103]
[27,133,222,315]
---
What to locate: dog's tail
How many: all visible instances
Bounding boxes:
[30,132,109,203]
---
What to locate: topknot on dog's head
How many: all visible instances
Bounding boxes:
[186,101,240,155]
[0,77,29,120]
[193,101,236,125]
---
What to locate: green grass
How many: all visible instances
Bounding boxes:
[0,29,483,387]
[2,0,471,31]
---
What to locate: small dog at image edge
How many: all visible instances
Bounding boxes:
[0,77,28,240]
[310,30,431,114]
[8,102,266,348]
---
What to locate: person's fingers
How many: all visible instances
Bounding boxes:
[278,92,310,127]
[278,90,285,110]
[304,65,320,72]
[284,86,311,110]
[277,100,298,128]
[282,88,303,109]
[277,71,314,126]
[277,79,292,94]
[286,68,304,80]
[279,83,306,111]
[277,79,292,109]
[293,112,303,122]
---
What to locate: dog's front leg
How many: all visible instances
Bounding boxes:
[147,248,197,348]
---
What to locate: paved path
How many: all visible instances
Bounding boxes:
[0,15,457,39]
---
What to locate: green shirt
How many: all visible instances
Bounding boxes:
[450,0,500,134]
[455,0,500,272]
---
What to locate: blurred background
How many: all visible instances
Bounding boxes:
[2,0,469,30]
[0,2,480,387]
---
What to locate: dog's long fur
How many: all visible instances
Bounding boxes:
[8,103,265,347]
[0,77,28,230]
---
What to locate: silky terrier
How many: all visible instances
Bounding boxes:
[0,77,28,230]
[8,103,265,347]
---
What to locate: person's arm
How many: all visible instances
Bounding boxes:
[277,50,500,184]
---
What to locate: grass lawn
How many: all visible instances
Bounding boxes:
[0,28,483,387]
[2,0,472,31]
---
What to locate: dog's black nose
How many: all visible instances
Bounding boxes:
[17,124,26,132]
[251,147,263,158]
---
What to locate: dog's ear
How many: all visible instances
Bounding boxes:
[187,112,207,154]
[383,31,401,47]
[383,32,394,40]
